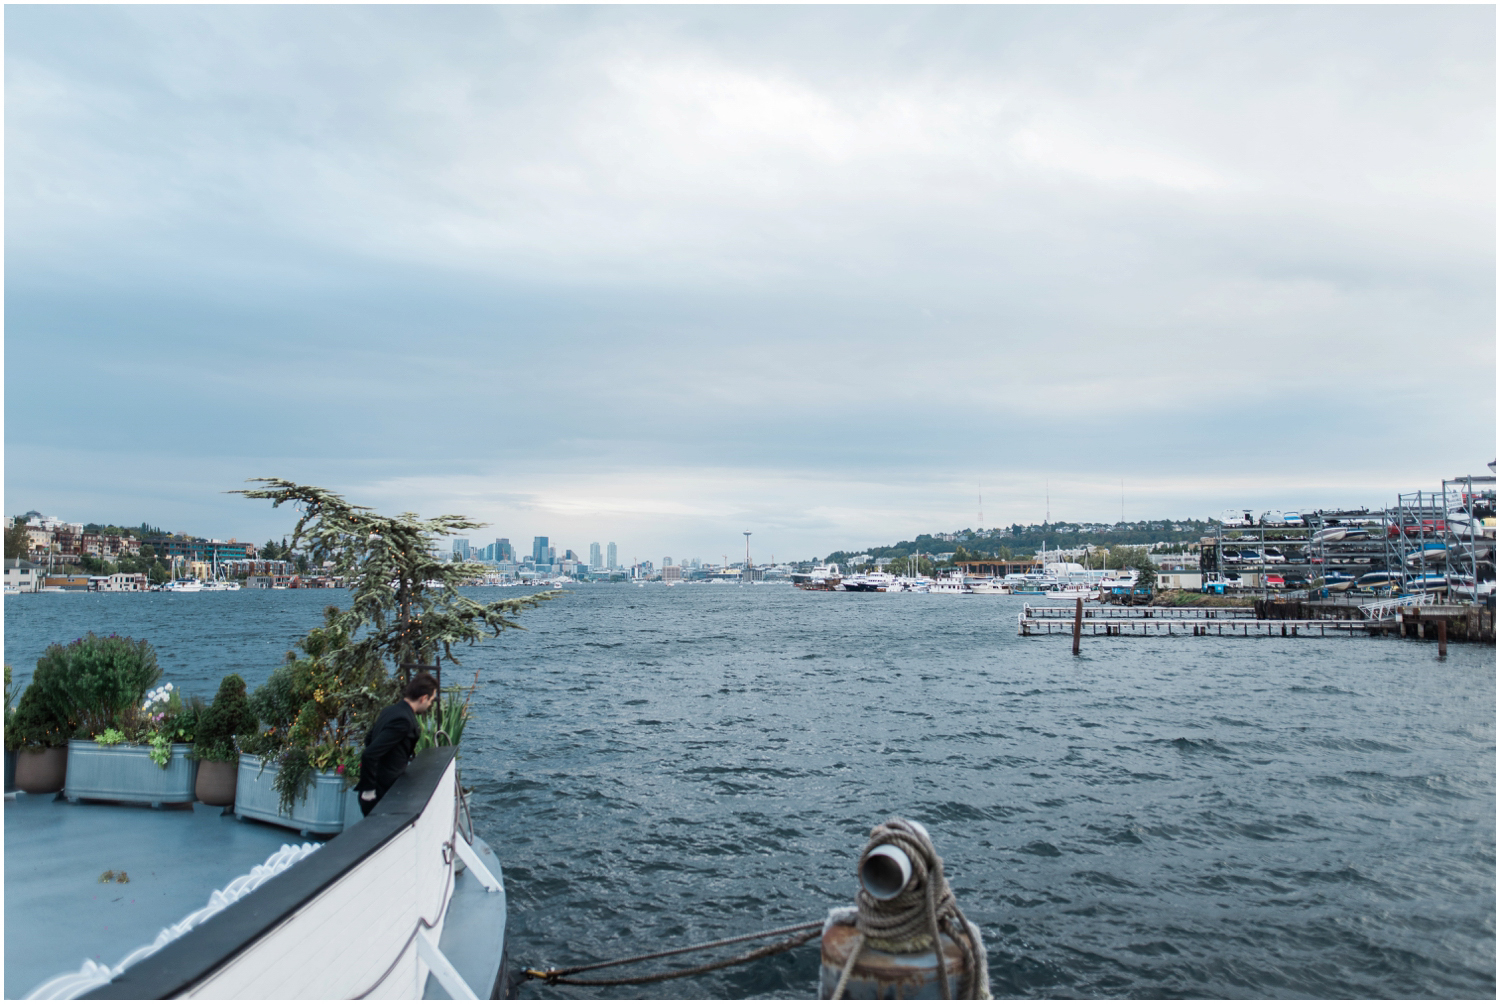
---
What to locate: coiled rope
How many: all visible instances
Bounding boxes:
[831,818,991,1000]
[520,920,824,987]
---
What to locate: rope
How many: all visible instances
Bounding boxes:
[832,818,991,1000]
[521,921,823,987]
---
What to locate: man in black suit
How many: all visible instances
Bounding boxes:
[357,673,438,815]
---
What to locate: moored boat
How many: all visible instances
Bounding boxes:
[792,564,843,591]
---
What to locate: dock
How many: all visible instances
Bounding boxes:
[1017,603,1494,642]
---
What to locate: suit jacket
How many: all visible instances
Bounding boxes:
[357,700,419,799]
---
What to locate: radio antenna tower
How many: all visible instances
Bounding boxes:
[1045,480,1050,524]
[978,485,984,530]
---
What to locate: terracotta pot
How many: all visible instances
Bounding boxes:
[195,759,238,806]
[16,746,67,794]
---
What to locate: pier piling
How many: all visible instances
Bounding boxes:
[1072,598,1083,656]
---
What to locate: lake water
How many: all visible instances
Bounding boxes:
[5,585,1494,998]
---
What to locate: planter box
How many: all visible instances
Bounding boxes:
[65,739,197,806]
[234,753,360,836]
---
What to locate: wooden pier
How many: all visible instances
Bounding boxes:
[1017,603,1494,642]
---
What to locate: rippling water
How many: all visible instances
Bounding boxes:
[6,585,1494,998]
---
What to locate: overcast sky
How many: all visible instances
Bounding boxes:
[6,6,1494,562]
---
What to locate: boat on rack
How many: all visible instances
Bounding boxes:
[10,747,507,1000]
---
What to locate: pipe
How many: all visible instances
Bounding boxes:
[859,844,913,901]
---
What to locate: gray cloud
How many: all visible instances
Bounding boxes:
[6,6,1493,557]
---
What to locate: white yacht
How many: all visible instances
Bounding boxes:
[1045,582,1098,602]
[928,576,972,595]
[162,579,203,592]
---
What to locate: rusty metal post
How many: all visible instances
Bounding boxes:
[1438,618,1447,658]
[1072,597,1083,656]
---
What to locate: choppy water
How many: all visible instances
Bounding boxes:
[5,585,1494,998]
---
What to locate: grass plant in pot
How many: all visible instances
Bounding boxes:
[191,673,256,806]
[7,658,74,794]
[232,478,555,834]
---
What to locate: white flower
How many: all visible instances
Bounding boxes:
[164,683,173,691]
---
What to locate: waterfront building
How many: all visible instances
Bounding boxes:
[142,537,253,565]
[607,542,617,570]
[4,559,41,592]
[590,542,602,568]
[663,565,683,582]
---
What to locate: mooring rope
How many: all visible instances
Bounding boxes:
[831,818,992,1000]
[520,920,823,987]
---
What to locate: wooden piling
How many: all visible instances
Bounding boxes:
[1438,618,1448,657]
[1072,597,1083,656]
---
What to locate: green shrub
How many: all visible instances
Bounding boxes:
[3,664,14,747]
[38,634,162,739]
[249,661,315,737]
[192,673,257,763]
[8,668,73,750]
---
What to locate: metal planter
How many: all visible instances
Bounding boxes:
[234,752,358,836]
[64,739,197,806]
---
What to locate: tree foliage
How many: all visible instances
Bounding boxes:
[234,479,555,810]
[5,521,31,560]
[235,478,555,671]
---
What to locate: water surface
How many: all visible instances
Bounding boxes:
[5,585,1494,998]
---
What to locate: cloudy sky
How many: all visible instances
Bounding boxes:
[6,6,1494,562]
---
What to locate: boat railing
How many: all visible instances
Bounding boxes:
[85,747,464,1000]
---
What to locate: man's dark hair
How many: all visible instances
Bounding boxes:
[404,673,439,700]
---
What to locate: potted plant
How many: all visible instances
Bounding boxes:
[7,652,77,793]
[235,628,372,835]
[67,678,202,807]
[190,673,256,806]
[231,479,555,835]
[39,633,202,807]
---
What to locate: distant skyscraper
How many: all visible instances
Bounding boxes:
[453,539,470,560]
[663,556,672,569]
[496,538,511,562]
[547,546,556,564]
[607,542,617,570]
[532,536,548,564]
[590,542,602,568]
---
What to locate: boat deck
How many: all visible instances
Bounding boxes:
[4,792,329,998]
